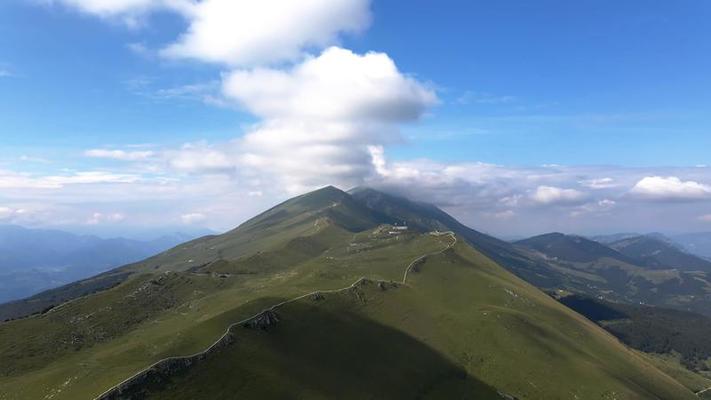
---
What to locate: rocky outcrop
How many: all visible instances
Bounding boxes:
[242,310,280,330]
[97,331,236,400]
[377,281,399,291]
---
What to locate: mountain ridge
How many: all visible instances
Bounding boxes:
[0,185,696,399]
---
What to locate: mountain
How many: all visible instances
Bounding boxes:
[350,187,569,290]
[0,226,197,304]
[673,232,711,260]
[609,234,711,272]
[0,186,693,399]
[591,233,641,244]
[514,232,711,317]
[516,232,635,263]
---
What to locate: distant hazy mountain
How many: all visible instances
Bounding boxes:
[515,232,711,316]
[516,232,634,263]
[0,225,200,303]
[673,232,711,260]
[608,235,711,272]
[590,232,641,244]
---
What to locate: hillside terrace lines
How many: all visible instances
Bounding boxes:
[93,231,456,400]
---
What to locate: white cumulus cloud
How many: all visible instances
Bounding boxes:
[630,176,711,201]
[85,149,155,161]
[162,0,371,66]
[530,186,586,205]
[181,212,207,224]
[47,0,193,17]
[223,47,435,121]
[87,211,126,225]
[221,47,436,194]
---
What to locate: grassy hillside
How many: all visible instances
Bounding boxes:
[0,187,697,399]
[108,240,693,400]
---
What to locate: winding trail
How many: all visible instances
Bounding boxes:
[93,231,456,400]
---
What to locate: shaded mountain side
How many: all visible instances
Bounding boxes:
[610,235,711,272]
[100,298,502,400]
[559,294,711,373]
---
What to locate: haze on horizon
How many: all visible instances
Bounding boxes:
[1,0,711,238]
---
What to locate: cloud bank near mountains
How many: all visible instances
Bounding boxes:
[17,0,711,236]
[3,155,711,235]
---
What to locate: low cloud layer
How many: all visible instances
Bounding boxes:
[4,154,711,236]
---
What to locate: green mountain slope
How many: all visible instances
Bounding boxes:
[109,238,692,400]
[0,187,696,399]
[0,186,387,322]
[350,187,566,290]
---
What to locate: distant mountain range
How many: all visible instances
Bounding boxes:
[0,225,202,303]
[673,232,711,260]
[514,232,711,317]
[593,231,711,261]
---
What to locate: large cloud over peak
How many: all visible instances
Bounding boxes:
[530,185,586,205]
[218,47,437,194]
[162,0,371,65]
[222,47,437,122]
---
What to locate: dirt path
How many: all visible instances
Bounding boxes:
[697,386,711,397]
[92,231,456,400]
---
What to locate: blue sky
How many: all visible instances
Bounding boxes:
[1,0,710,237]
